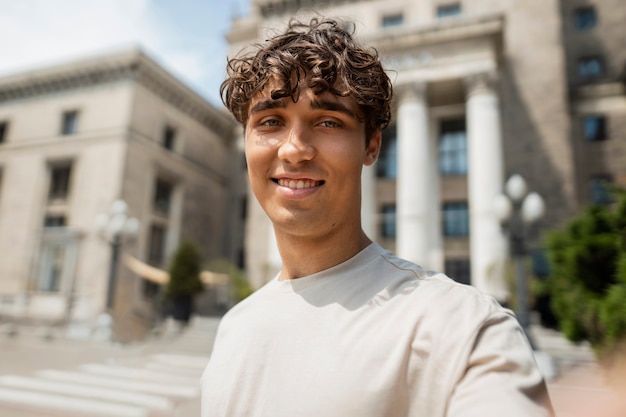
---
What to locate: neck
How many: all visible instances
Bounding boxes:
[275,228,372,280]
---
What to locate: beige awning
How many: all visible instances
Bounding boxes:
[200,271,230,286]
[123,255,229,286]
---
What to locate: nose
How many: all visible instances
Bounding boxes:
[277,125,315,164]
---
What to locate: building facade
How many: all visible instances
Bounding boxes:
[227,0,626,298]
[0,49,245,340]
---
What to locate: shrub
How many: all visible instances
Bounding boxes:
[545,188,626,359]
[166,241,204,297]
[205,258,254,303]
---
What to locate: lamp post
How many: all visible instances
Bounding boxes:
[96,200,139,310]
[494,174,545,348]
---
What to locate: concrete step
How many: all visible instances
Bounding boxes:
[0,375,173,414]
[79,363,199,385]
[37,369,199,398]
[0,386,149,417]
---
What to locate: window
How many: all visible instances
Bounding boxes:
[574,7,597,30]
[589,175,613,206]
[380,204,397,239]
[443,202,469,236]
[382,14,404,28]
[437,3,461,18]
[61,110,79,135]
[445,259,470,285]
[44,215,66,227]
[153,178,173,215]
[144,223,166,298]
[36,231,79,294]
[163,126,176,150]
[147,223,166,266]
[439,119,467,175]
[583,115,607,141]
[0,121,7,144]
[377,124,397,179]
[578,56,605,80]
[37,243,66,292]
[48,164,72,201]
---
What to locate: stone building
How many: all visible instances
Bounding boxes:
[0,49,245,340]
[226,0,626,298]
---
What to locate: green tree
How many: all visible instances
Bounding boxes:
[545,189,626,359]
[205,258,254,303]
[166,241,204,297]
[164,241,204,324]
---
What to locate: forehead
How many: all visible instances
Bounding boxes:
[247,78,362,119]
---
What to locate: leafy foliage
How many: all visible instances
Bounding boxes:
[166,241,204,297]
[545,188,626,358]
[205,258,254,303]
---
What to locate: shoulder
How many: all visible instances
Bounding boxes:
[378,249,508,316]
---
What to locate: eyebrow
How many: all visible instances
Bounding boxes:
[248,97,359,120]
[249,99,286,115]
[310,99,359,120]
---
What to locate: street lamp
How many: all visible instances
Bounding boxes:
[96,200,139,310]
[494,174,545,347]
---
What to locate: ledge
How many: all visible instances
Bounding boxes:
[0,48,235,138]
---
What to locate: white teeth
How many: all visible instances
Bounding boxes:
[278,179,320,189]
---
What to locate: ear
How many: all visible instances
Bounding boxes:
[364,130,382,166]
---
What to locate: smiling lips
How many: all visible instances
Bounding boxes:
[276,178,323,189]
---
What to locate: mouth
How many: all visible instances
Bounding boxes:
[273,178,324,189]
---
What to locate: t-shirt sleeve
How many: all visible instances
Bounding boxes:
[446,313,555,417]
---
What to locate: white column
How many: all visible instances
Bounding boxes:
[465,73,509,301]
[396,83,431,266]
[361,165,377,238]
[427,121,443,271]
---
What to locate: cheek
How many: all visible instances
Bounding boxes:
[326,142,367,170]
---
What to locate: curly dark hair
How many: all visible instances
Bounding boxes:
[220,18,393,142]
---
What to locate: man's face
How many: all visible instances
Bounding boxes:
[244,84,381,241]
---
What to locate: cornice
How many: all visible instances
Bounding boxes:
[255,0,367,17]
[0,49,235,139]
[367,13,504,55]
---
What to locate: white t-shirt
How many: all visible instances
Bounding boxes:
[202,243,553,417]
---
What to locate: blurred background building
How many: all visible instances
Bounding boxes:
[0,0,624,340]
[228,0,625,298]
[0,49,246,340]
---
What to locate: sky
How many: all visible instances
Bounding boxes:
[0,0,251,105]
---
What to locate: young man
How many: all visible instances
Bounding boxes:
[202,18,553,417]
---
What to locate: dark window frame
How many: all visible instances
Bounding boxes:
[443,202,469,237]
[380,204,397,239]
[162,125,176,150]
[61,110,79,135]
[377,124,398,179]
[382,13,404,28]
[144,222,167,298]
[48,164,73,201]
[153,178,174,216]
[44,215,67,228]
[439,119,467,176]
[589,175,613,206]
[437,3,462,18]
[445,259,471,285]
[0,121,8,144]
[583,114,608,142]
[573,6,597,30]
[578,56,605,81]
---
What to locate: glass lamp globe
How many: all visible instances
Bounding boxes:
[521,192,545,223]
[505,174,527,202]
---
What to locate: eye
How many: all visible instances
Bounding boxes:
[319,120,342,128]
[260,118,283,127]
